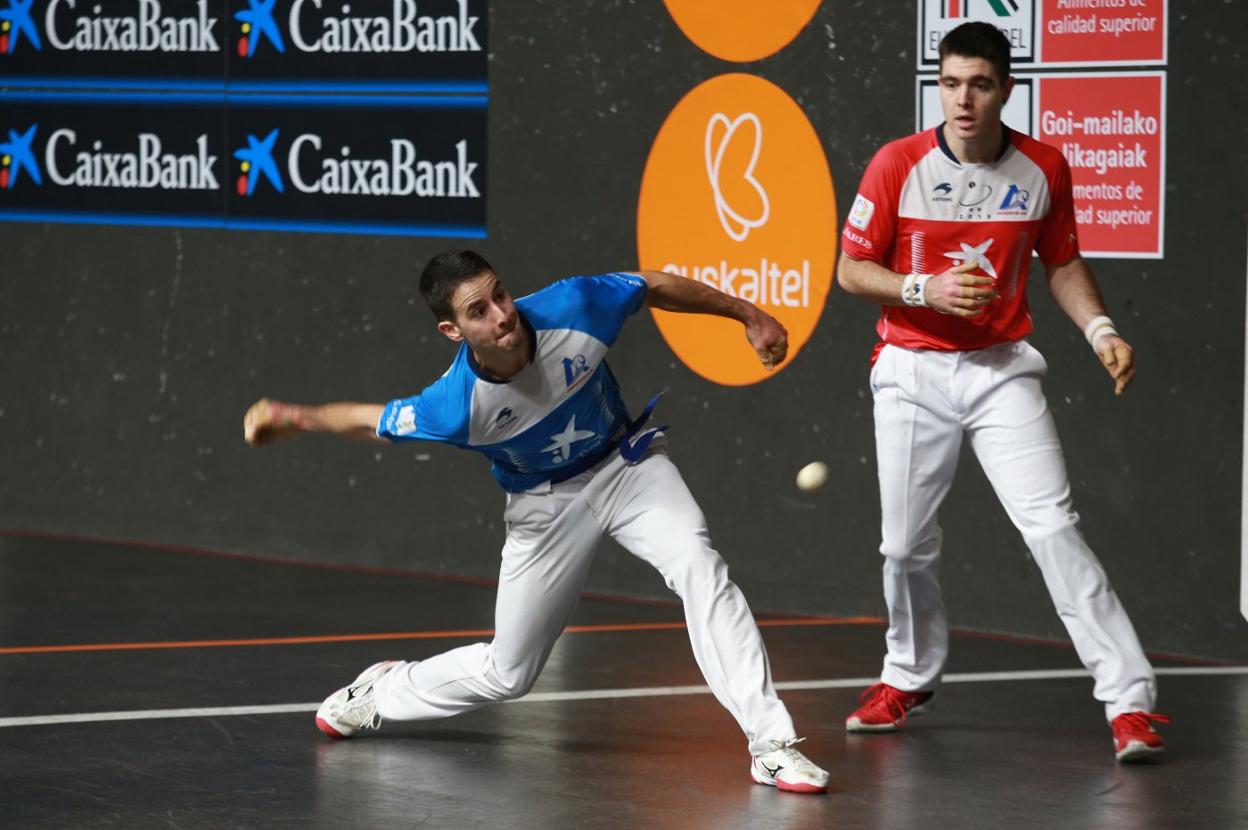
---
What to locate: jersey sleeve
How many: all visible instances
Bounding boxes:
[841,143,908,263]
[526,273,648,346]
[1034,155,1081,265]
[376,369,471,445]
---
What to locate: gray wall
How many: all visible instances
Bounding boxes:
[3,1,1246,661]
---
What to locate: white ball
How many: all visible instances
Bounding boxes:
[795,461,829,492]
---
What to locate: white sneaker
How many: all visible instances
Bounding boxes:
[315,661,400,739]
[750,738,829,794]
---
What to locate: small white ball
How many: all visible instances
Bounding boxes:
[795,461,829,492]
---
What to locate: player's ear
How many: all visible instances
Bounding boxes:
[437,319,463,343]
[1002,75,1015,103]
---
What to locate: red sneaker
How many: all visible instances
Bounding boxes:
[1111,711,1170,762]
[845,682,934,732]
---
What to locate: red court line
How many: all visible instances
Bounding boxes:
[0,528,689,610]
[2,529,1238,667]
[0,617,883,656]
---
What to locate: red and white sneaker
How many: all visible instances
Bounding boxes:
[845,682,934,732]
[315,660,400,739]
[1111,711,1170,762]
[750,738,829,794]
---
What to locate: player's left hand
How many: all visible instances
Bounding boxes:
[1095,335,1135,396]
[745,309,789,370]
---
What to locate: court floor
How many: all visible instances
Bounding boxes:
[1,531,1245,829]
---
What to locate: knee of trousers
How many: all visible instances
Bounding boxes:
[1026,523,1111,601]
[484,662,541,702]
[658,539,730,598]
[880,527,943,569]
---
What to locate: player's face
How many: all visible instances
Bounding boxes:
[938,55,1013,143]
[440,272,524,353]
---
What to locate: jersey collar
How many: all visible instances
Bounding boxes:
[935,124,1013,166]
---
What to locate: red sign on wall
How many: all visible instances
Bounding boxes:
[1035,72,1165,258]
[919,0,1167,68]
[1040,0,1166,65]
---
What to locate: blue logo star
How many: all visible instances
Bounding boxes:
[233,129,284,196]
[234,0,284,57]
[0,125,42,189]
[0,0,43,53]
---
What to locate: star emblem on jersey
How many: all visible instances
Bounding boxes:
[542,415,597,464]
[943,238,998,278]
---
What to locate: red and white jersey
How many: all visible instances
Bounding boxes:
[841,127,1079,357]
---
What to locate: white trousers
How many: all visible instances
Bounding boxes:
[871,341,1156,720]
[373,444,796,755]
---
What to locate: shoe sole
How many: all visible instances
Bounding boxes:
[315,717,348,739]
[750,769,828,795]
[314,660,399,740]
[845,700,934,733]
[1116,741,1164,762]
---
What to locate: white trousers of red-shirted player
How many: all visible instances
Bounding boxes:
[870,339,1156,720]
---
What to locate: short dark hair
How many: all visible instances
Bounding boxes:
[419,249,496,322]
[938,21,1011,86]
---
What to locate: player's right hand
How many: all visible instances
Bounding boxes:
[243,398,301,446]
[924,260,998,317]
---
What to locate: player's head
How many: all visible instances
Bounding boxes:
[420,249,497,322]
[937,22,1014,144]
[939,22,1011,86]
[420,249,524,355]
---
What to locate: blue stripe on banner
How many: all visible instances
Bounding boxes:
[228,81,488,94]
[0,210,226,229]
[225,219,488,238]
[0,92,487,108]
[0,91,228,106]
[226,94,487,109]
[0,211,487,238]
[0,77,227,92]
[2,78,488,95]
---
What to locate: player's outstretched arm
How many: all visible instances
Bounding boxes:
[243,399,386,446]
[1045,256,1135,396]
[629,269,787,370]
[836,253,996,316]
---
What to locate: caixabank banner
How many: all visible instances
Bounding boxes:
[226,95,486,235]
[0,0,486,91]
[0,92,225,224]
[0,91,487,235]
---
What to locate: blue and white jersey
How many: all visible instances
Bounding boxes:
[377,273,649,492]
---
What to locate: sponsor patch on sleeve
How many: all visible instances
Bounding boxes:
[394,405,417,435]
[848,194,875,231]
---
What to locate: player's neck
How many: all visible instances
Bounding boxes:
[472,326,532,381]
[942,121,1005,165]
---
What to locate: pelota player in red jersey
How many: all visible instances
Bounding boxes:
[836,21,1167,761]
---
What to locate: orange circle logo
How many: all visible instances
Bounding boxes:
[637,73,837,386]
[662,0,822,62]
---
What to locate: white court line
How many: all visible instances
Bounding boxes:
[1,666,1245,729]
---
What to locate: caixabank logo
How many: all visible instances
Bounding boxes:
[228,0,486,91]
[0,0,225,84]
[0,125,42,190]
[227,98,487,235]
[0,98,225,222]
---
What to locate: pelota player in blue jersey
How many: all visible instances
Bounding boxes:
[242,250,829,794]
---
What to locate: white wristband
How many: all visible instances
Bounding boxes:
[1083,315,1118,349]
[901,273,932,308]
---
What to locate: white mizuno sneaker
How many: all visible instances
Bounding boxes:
[750,738,830,794]
[315,661,400,739]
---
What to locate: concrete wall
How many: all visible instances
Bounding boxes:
[2,1,1246,660]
